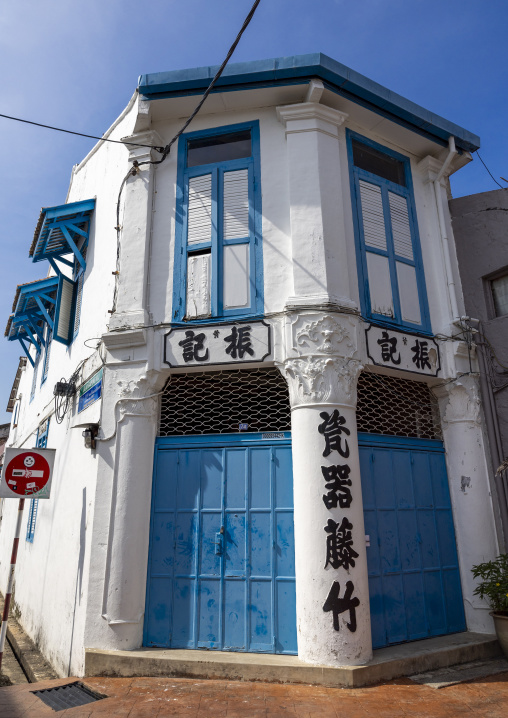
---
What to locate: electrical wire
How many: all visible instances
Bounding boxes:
[139,0,262,168]
[475,151,506,190]
[0,112,164,151]
[111,0,262,314]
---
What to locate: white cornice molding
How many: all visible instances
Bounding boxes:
[277,102,348,139]
[121,129,164,163]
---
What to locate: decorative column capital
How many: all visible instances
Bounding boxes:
[433,375,481,426]
[121,129,164,164]
[277,102,348,139]
[279,312,363,408]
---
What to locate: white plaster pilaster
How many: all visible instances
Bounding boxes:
[279,312,372,666]
[434,375,499,633]
[277,103,356,312]
[107,129,163,341]
[85,368,161,652]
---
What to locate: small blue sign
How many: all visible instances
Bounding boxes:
[78,368,103,413]
[239,423,249,431]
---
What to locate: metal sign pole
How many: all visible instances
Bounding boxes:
[0,498,25,672]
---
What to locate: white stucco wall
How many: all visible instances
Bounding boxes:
[0,80,500,676]
[0,99,138,676]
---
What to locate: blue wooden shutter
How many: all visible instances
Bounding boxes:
[356,174,427,330]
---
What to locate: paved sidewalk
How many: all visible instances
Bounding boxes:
[0,640,28,687]
[0,672,507,717]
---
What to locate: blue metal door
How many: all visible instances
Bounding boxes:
[144,433,297,654]
[359,434,466,649]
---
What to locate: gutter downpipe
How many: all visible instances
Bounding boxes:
[434,136,460,322]
[470,319,508,549]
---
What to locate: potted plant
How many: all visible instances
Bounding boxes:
[472,554,508,657]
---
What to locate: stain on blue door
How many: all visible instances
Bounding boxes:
[359,434,466,649]
[144,433,297,654]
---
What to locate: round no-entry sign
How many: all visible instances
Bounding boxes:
[4,451,51,497]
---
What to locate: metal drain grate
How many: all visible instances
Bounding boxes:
[32,682,106,712]
[357,371,442,440]
[160,367,291,435]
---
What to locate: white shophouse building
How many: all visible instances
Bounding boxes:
[0,54,503,678]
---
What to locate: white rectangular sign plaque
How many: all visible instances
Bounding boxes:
[164,320,271,368]
[0,447,56,499]
[365,325,440,377]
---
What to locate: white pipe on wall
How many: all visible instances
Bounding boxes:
[433,136,460,321]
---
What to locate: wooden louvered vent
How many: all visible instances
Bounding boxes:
[187,175,212,245]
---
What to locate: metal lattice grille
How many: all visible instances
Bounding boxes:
[159,367,441,440]
[159,368,291,435]
[357,371,442,440]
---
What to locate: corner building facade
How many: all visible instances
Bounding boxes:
[0,54,502,676]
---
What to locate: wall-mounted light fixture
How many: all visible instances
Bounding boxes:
[82,424,99,450]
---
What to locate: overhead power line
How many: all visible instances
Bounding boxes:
[475,151,506,190]
[111,0,263,314]
[0,112,164,151]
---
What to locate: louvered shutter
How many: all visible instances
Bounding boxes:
[187,174,212,245]
[223,169,249,240]
[42,330,52,380]
[359,179,394,318]
[359,181,387,251]
[357,177,423,326]
[222,168,251,310]
[389,192,413,260]
[54,276,76,345]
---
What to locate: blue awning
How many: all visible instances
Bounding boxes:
[5,275,76,364]
[29,199,95,275]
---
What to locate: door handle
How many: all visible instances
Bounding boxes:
[214,530,224,555]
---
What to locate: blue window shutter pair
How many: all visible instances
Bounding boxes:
[26,419,50,542]
[347,131,431,334]
[173,121,263,322]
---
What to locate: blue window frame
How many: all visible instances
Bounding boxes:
[26,419,49,542]
[347,130,431,334]
[172,121,263,322]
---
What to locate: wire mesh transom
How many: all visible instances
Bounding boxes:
[159,367,441,440]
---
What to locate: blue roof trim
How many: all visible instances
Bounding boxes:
[138,53,480,153]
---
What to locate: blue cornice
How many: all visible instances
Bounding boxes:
[138,53,480,153]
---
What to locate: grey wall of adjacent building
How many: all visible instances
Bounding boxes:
[450,188,508,542]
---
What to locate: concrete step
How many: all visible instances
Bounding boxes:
[85,631,502,688]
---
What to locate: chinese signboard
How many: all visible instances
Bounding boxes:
[0,447,56,499]
[78,368,103,413]
[365,325,440,376]
[164,321,271,368]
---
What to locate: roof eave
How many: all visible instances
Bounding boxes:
[138,53,480,153]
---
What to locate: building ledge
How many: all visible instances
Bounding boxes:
[85,631,501,688]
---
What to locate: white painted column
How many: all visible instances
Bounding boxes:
[434,376,499,633]
[109,129,163,333]
[85,367,161,652]
[277,103,355,311]
[281,312,372,666]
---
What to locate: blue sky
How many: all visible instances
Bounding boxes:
[1,0,507,424]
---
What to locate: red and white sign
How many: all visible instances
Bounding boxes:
[0,448,55,499]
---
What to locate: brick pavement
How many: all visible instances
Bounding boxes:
[0,672,507,717]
